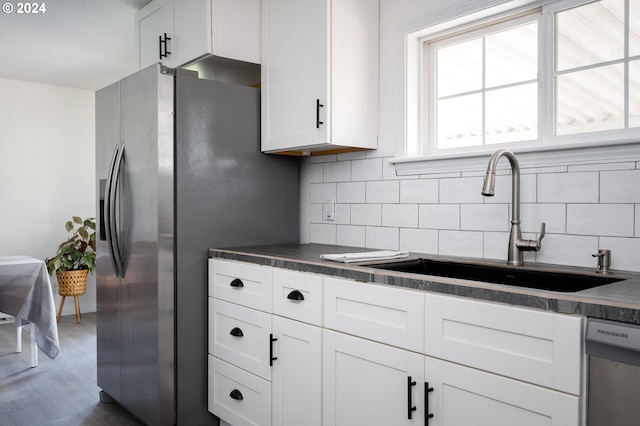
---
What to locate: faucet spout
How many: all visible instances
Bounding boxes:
[481,149,543,266]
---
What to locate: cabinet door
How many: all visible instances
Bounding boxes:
[172,0,211,66]
[323,329,424,426]
[425,357,581,426]
[136,0,172,69]
[272,316,322,426]
[261,0,328,151]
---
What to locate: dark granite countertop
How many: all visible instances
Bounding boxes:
[209,243,640,325]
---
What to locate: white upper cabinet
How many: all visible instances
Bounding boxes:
[136,0,261,70]
[261,0,379,154]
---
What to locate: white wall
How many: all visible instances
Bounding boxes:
[303,0,640,273]
[0,77,96,316]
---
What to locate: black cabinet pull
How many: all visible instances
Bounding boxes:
[159,32,171,59]
[287,290,305,301]
[229,389,243,400]
[230,327,244,337]
[425,382,434,424]
[230,278,244,288]
[270,333,278,366]
[408,376,417,419]
[316,99,324,128]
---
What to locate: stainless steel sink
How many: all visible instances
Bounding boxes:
[368,258,625,292]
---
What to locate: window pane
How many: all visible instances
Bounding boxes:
[486,22,538,88]
[486,83,538,144]
[630,60,640,127]
[556,64,624,135]
[556,0,624,71]
[631,0,640,56]
[436,94,483,149]
[437,38,482,97]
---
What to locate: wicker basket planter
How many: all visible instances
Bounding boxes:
[56,269,89,323]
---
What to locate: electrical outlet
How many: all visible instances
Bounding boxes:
[324,198,335,221]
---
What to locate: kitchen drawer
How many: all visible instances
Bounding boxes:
[323,277,424,353]
[209,258,272,312]
[209,298,272,380]
[209,356,271,426]
[272,268,323,326]
[425,293,584,395]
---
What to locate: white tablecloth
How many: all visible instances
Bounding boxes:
[0,255,60,359]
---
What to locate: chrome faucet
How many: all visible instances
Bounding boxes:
[481,149,545,266]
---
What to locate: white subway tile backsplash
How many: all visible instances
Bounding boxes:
[309,203,323,224]
[334,204,351,225]
[323,161,351,182]
[309,223,336,245]
[599,237,640,272]
[484,173,536,204]
[353,158,383,181]
[366,226,399,250]
[483,231,509,261]
[337,225,366,247]
[400,228,438,254]
[439,176,485,204]
[400,179,438,204]
[304,156,640,271]
[309,163,324,183]
[337,182,366,203]
[351,204,382,226]
[461,204,509,232]
[438,230,484,258]
[419,204,460,230]
[600,170,640,203]
[382,204,419,228]
[310,183,336,203]
[366,180,400,203]
[567,204,634,237]
[520,204,566,234]
[535,234,599,268]
[537,172,599,203]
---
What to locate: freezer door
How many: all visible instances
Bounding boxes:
[96,80,122,402]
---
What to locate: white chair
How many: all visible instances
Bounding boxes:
[14,317,38,367]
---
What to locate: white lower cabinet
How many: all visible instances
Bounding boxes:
[323,329,424,426]
[272,316,322,426]
[209,260,585,426]
[425,357,581,426]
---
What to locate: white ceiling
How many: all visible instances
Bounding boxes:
[0,0,151,90]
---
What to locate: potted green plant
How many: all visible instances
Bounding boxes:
[45,216,96,323]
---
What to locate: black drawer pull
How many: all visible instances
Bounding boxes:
[230,327,244,337]
[229,389,243,400]
[230,278,244,288]
[287,290,305,301]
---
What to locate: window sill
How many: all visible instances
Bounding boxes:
[391,141,640,176]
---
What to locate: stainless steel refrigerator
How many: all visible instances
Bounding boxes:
[95,64,299,425]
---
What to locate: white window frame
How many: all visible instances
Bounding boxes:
[393,0,640,176]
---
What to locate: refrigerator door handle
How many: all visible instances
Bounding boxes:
[109,143,126,277]
[104,144,122,278]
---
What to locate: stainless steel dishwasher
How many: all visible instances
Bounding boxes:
[586,318,640,425]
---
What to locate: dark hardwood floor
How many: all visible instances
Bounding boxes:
[0,313,144,425]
